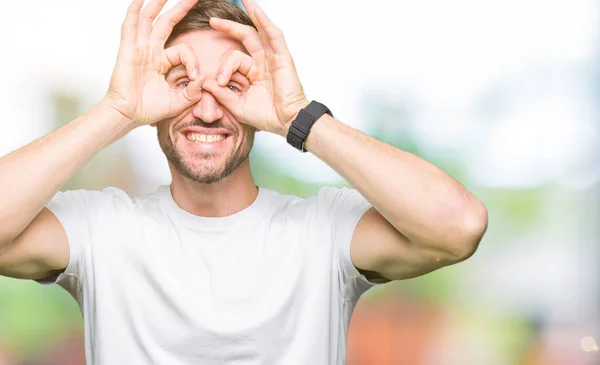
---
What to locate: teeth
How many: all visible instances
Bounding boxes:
[185,133,226,143]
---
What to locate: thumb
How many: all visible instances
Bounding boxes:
[183,75,205,102]
[169,75,205,112]
[202,79,242,118]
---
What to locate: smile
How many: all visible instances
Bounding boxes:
[184,133,227,143]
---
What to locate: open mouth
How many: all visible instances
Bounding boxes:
[184,132,227,143]
[179,125,233,147]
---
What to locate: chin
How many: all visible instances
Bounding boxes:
[179,160,230,184]
[160,129,251,185]
[187,174,227,185]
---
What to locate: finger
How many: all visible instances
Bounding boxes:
[138,0,169,39]
[182,74,206,102]
[167,75,205,120]
[240,0,259,26]
[150,0,199,45]
[121,0,144,43]
[239,0,273,51]
[217,51,254,86]
[227,0,272,52]
[253,6,290,55]
[202,80,242,118]
[164,44,199,80]
[209,18,264,55]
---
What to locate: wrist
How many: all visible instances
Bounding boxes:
[278,99,310,138]
[283,100,333,152]
[97,97,137,133]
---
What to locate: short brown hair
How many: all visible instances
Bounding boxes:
[166,0,257,46]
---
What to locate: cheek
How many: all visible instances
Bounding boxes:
[239,126,253,143]
[242,128,256,149]
[166,126,181,145]
[158,129,172,147]
[158,115,184,140]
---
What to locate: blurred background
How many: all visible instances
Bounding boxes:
[0,0,599,363]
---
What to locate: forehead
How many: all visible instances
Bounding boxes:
[169,30,246,72]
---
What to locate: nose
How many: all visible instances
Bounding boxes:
[190,90,224,123]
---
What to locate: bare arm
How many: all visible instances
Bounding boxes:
[0,101,134,279]
[196,0,488,282]
[0,101,133,247]
[304,115,488,280]
[0,0,205,279]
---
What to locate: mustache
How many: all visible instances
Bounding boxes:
[176,119,234,133]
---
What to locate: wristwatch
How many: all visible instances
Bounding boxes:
[286,101,333,152]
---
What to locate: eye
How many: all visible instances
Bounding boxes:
[227,84,241,93]
[177,80,190,89]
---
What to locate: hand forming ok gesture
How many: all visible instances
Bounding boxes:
[105,0,205,126]
[202,0,309,136]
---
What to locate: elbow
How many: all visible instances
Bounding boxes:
[0,219,17,248]
[451,199,488,262]
[0,233,11,250]
[0,227,19,250]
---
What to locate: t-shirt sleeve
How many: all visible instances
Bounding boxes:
[35,188,129,293]
[316,186,386,302]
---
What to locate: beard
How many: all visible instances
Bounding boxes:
[158,122,253,185]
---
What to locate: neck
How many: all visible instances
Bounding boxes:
[169,159,258,218]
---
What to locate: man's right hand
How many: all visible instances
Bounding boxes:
[0,0,208,281]
[105,0,203,127]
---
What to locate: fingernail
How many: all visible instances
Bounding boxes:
[217,75,225,85]
[191,69,199,79]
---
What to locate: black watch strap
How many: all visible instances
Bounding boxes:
[286,101,333,152]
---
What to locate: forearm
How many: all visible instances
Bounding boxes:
[0,98,134,244]
[301,115,487,248]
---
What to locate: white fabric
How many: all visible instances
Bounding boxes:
[40,185,381,364]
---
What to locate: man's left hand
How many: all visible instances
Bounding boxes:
[202,0,309,137]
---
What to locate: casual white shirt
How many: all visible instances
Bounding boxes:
[40,185,381,364]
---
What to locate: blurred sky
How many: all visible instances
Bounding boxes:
[0,0,599,188]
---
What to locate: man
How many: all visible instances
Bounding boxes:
[0,0,488,363]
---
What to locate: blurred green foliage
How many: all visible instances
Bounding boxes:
[0,278,82,356]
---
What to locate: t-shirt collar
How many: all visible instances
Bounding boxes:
[158,185,270,230]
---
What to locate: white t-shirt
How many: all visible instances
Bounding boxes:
[40,185,381,364]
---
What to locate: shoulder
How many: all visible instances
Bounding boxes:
[261,185,369,218]
[49,187,131,210]
[49,186,165,216]
[314,186,370,212]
